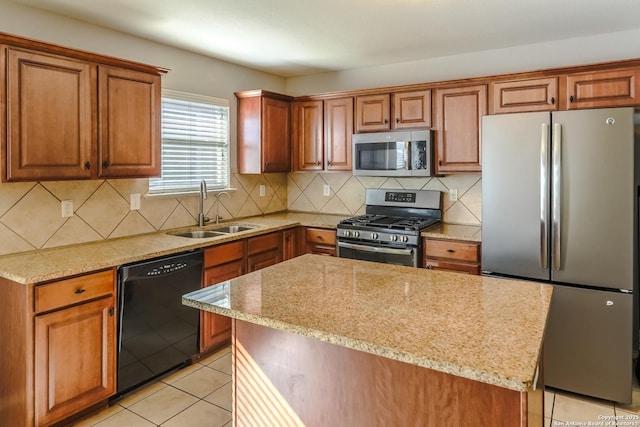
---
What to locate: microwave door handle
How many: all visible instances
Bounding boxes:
[404,141,410,170]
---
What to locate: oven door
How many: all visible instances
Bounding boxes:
[337,240,418,267]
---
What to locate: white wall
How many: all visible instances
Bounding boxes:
[0,0,287,172]
[286,28,640,96]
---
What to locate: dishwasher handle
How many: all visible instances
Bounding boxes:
[119,249,203,282]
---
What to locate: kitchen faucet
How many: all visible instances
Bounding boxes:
[197,180,210,226]
[214,191,231,224]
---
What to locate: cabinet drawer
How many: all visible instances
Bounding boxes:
[205,240,245,267]
[248,232,281,255]
[35,269,114,313]
[424,239,480,262]
[305,228,336,245]
[425,259,480,275]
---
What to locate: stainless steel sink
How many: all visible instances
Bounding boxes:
[210,225,257,233]
[170,230,226,239]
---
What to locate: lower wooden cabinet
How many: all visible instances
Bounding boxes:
[302,227,336,256]
[282,227,300,260]
[35,296,116,426]
[423,238,481,275]
[202,241,245,352]
[247,231,282,272]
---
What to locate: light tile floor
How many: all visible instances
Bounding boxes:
[72,346,640,427]
[70,347,232,427]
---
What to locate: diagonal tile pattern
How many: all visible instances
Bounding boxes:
[0,170,481,257]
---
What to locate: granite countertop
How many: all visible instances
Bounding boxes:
[183,254,551,392]
[0,212,345,284]
[422,223,482,242]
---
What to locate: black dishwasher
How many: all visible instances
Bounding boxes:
[114,249,203,399]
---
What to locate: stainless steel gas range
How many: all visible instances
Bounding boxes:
[336,189,443,267]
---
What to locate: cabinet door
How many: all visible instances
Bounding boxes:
[248,249,281,272]
[434,85,486,173]
[201,260,244,352]
[355,94,390,132]
[292,100,323,171]
[282,227,299,261]
[262,96,291,172]
[303,227,336,256]
[4,46,95,181]
[489,77,558,114]
[392,90,432,129]
[565,68,640,109]
[325,97,353,171]
[98,66,161,178]
[35,296,115,426]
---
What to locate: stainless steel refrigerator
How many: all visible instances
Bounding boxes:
[481,107,639,403]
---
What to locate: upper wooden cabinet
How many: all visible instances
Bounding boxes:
[98,66,161,178]
[393,90,432,129]
[489,77,558,114]
[565,68,640,109]
[434,85,486,174]
[355,90,431,132]
[236,90,292,173]
[0,34,165,182]
[292,97,353,172]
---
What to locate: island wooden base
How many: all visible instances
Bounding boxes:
[231,320,543,427]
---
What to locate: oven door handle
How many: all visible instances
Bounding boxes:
[338,241,414,256]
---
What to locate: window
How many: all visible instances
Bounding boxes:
[149,89,230,195]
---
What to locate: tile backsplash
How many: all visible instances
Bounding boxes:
[0,171,480,257]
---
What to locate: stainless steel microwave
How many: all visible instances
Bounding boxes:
[352,130,434,176]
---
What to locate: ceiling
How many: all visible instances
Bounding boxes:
[10,0,640,77]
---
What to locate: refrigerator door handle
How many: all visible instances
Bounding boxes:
[552,122,562,271]
[540,123,549,269]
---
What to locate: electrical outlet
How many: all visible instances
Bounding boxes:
[259,184,266,197]
[323,184,330,196]
[61,200,73,217]
[130,193,141,210]
[449,188,458,202]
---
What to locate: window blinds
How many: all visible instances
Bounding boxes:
[149,90,230,194]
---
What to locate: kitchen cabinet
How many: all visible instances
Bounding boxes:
[98,66,161,177]
[236,90,292,173]
[202,241,246,352]
[282,227,300,260]
[247,231,282,272]
[0,269,117,427]
[489,77,558,114]
[302,227,336,256]
[423,238,481,275]
[1,37,163,182]
[292,97,353,172]
[434,84,486,174]
[355,90,431,133]
[564,68,640,110]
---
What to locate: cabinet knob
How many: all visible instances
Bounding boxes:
[446,249,455,253]
[569,95,574,103]
[84,161,91,170]
[109,307,114,317]
[74,288,86,294]
[383,118,388,124]
[102,160,110,168]
[327,160,332,165]
[396,118,400,123]
[317,161,321,166]
[550,97,555,105]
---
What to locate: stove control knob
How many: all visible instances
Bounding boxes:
[401,236,409,243]
[390,235,398,242]
[353,231,360,238]
[344,230,351,237]
[371,232,378,240]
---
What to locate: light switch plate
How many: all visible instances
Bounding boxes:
[449,188,458,202]
[323,184,330,196]
[259,185,266,197]
[130,193,141,210]
[61,200,73,217]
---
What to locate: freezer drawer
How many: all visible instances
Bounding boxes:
[543,285,633,403]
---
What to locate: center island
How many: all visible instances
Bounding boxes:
[183,254,553,427]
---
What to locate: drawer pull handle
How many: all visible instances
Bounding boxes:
[446,249,455,253]
[74,288,86,294]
